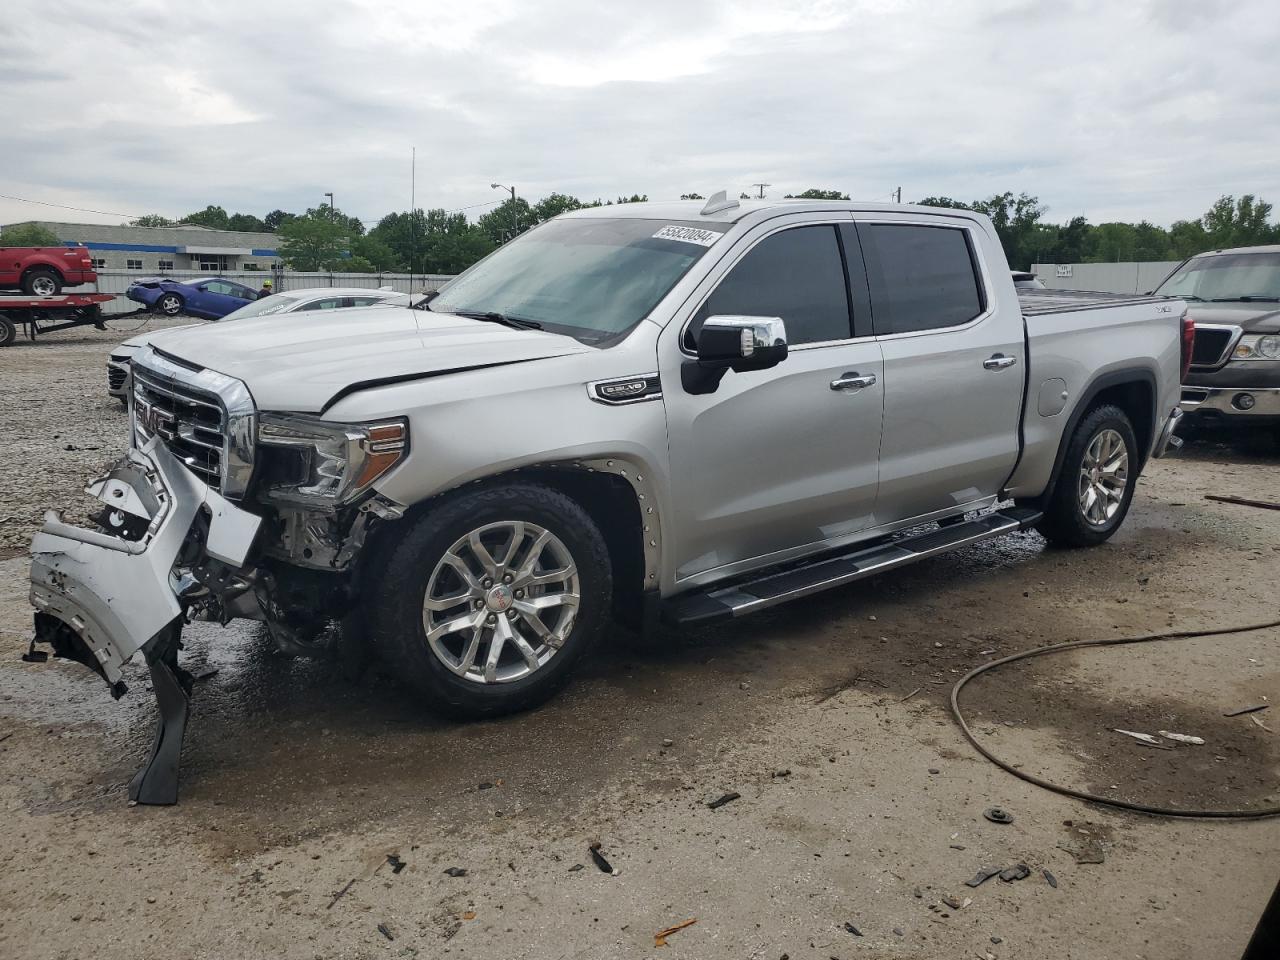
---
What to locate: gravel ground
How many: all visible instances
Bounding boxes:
[1,320,1278,959]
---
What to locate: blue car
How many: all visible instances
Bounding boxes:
[126,276,260,319]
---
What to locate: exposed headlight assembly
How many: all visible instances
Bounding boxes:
[257,413,408,506]
[1233,334,1280,360]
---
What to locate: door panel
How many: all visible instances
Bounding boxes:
[659,221,884,586]
[857,220,1024,524]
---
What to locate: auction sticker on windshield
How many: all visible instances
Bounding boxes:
[652,225,720,246]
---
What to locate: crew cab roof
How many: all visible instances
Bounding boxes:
[561,199,988,227]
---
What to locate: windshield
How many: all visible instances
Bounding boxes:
[218,293,301,321]
[430,218,727,344]
[1155,252,1280,301]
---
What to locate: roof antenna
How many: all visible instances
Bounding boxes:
[700,190,739,216]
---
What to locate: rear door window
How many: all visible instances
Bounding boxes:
[858,223,985,335]
[691,225,853,346]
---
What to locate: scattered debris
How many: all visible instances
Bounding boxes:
[893,928,904,937]
[462,911,476,921]
[843,921,863,937]
[1113,729,1162,746]
[1224,704,1270,718]
[707,792,741,810]
[1058,824,1107,865]
[998,863,1031,883]
[1158,730,1205,745]
[653,918,697,947]
[192,665,219,681]
[662,738,674,747]
[327,878,356,909]
[386,854,406,875]
[962,897,972,908]
[965,867,1001,888]
[772,769,792,778]
[443,867,468,878]
[983,807,1014,825]
[377,923,394,941]
[900,686,922,703]
[991,936,1003,945]
[928,768,940,775]
[0,733,12,745]
[1252,714,1270,731]
[1043,868,1058,888]
[568,864,584,872]
[1205,494,1280,512]
[589,842,617,875]
[478,781,497,790]
[941,896,962,910]
[914,887,924,898]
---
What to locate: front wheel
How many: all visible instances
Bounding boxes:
[23,269,61,297]
[364,484,612,719]
[156,293,184,316]
[1036,404,1138,547]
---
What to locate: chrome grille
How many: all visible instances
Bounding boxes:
[107,364,128,391]
[1189,325,1238,368]
[132,366,227,488]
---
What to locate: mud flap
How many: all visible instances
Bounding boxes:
[128,626,193,806]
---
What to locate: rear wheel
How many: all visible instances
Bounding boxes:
[156,293,183,316]
[365,484,612,719]
[1037,404,1138,547]
[0,315,15,347]
[23,269,61,297]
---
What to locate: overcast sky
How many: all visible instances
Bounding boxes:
[2,0,1278,230]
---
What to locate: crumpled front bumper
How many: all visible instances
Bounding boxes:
[28,438,261,693]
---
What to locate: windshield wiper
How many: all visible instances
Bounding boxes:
[1209,296,1280,303]
[454,310,543,331]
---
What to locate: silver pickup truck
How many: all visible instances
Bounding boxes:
[27,195,1189,802]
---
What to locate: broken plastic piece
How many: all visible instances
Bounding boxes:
[707,792,740,809]
[843,921,863,937]
[589,841,617,875]
[443,867,467,877]
[983,807,1014,824]
[966,867,1002,887]
[386,854,406,875]
[999,863,1031,882]
[653,918,697,947]
[1158,730,1205,745]
[1114,728,1163,745]
[377,923,394,941]
[1043,868,1058,888]
[1224,704,1270,718]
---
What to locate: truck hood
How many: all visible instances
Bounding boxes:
[139,307,592,413]
[1185,301,1280,334]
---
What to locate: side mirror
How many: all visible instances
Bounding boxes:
[683,315,788,394]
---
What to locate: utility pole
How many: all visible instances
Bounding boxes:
[324,191,335,217]
[750,183,770,199]
[491,183,518,240]
[894,186,902,203]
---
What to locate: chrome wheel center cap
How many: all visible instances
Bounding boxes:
[485,584,514,612]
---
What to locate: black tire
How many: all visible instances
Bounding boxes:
[0,315,15,347]
[1036,404,1138,548]
[22,268,61,297]
[364,483,612,719]
[156,293,184,316]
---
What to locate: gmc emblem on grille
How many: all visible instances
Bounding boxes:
[135,397,175,440]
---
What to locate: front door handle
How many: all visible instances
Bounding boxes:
[830,372,877,391]
[983,354,1018,370]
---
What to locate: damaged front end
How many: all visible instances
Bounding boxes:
[26,348,410,804]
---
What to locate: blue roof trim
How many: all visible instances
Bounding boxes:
[250,248,278,257]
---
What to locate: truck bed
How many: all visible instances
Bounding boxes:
[1018,288,1174,316]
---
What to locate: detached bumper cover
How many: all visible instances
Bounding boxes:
[28,439,261,691]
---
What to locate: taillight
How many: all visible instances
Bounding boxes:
[1180,313,1195,382]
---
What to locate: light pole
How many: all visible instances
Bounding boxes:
[491,182,517,240]
[324,192,334,218]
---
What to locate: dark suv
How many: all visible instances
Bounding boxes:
[1162,245,1280,441]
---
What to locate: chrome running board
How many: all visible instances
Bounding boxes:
[664,506,1042,625]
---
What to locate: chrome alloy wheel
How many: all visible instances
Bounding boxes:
[422,521,580,684]
[1077,428,1129,527]
[30,275,57,296]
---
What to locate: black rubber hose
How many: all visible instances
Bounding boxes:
[950,618,1280,819]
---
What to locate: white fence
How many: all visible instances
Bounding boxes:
[87,269,456,313]
[1030,261,1181,295]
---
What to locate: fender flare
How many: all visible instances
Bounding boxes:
[1032,366,1157,506]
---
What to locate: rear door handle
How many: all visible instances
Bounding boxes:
[983,354,1018,370]
[830,372,877,391]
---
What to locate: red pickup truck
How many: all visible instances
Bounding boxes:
[0,245,97,296]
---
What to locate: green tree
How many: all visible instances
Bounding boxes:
[131,213,175,227]
[784,188,850,200]
[277,213,350,270]
[264,209,295,231]
[1169,218,1209,259]
[1201,194,1276,249]
[615,194,648,204]
[971,192,1046,269]
[227,212,268,233]
[350,234,404,272]
[532,193,584,222]
[916,196,972,210]
[0,223,61,246]
[332,256,377,274]
[478,198,535,244]
[181,205,230,229]
[679,192,705,200]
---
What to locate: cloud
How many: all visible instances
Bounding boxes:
[1,0,1277,229]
